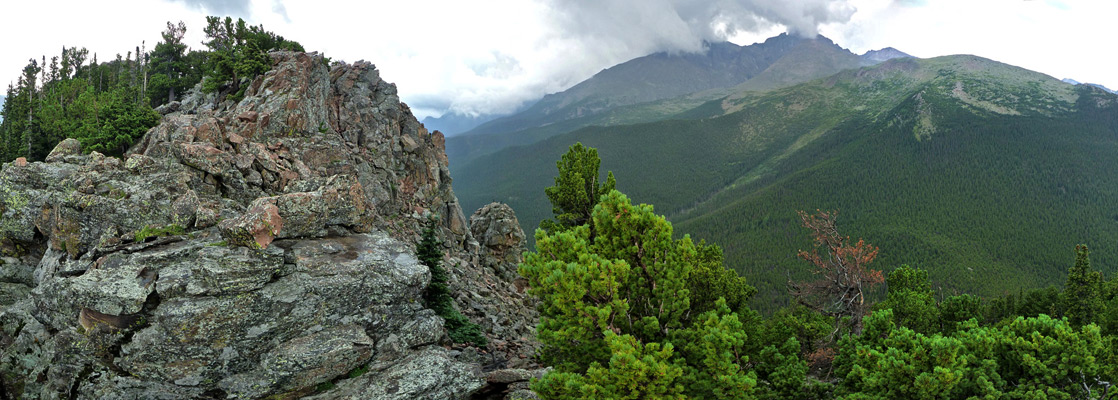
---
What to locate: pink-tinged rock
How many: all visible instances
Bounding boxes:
[178,143,232,176]
[219,199,284,249]
[430,131,447,164]
[194,118,226,147]
[12,157,27,167]
[237,111,259,123]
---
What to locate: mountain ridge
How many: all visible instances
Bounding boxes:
[452,53,1118,310]
[447,34,896,167]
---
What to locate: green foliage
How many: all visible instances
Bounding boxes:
[523,190,803,400]
[688,241,757,318]
[836,309,1115,399]
[417,218,487,346]
[985,286,1064,324]
[79,87,162,156]
[147,21,200,105]
[313,381,334,393]
[754,337,808,400]
[134,224,184,242]
[759,305,834,359]
[0,50,163,161]
[200,16,301,101]
[533,332,686,400]
[937,294,982,332]
[346,364,368,378]
[1065,244,1106,328]
[540,142,616,234]
[874,265,939,334]
[671,299,757,399]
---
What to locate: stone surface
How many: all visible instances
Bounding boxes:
[487,368,537,384]
[471,202,527,283]
[45,138,83,163]
[0,51,537,399]
[218,198,284,248]
[304,345,485,400]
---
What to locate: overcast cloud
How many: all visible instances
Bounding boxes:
[165,0,252,18]
[0,0,1115,120]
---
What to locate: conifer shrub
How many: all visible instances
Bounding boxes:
[417,218,487,346]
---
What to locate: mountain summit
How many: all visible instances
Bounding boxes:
[447,34,887,166]
[461,34,831,137]
[861,47,913,64]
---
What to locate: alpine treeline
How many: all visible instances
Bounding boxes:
[0,16,302,162]
[524,143,1118,400]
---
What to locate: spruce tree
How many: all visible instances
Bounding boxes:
[1064,244,1105,328]
[416,218,486,346]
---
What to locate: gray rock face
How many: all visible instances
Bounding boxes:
[457,202,538,369]
[470,202,527,283]
[0,52,536,399]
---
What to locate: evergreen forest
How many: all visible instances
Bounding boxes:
[524,143,1118,399]
[0,16,302,162]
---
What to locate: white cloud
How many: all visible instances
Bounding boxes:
[0,0,1115,119]
[821,0,1118,89]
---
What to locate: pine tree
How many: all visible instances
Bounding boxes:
[540,142,615,234]
[201,16,302,101]
[523,190,778,400]
[874,265,939,334]
[148,21,190,104]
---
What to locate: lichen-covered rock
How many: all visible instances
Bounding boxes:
[218,198,284,248]
[305,345,485,400]
[45,138,83,163]
[471,202,527,282]
[455,202,539,369]
[0,51,533,399]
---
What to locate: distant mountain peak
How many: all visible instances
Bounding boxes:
[1061,78,1117,94]
[861,47,913,65]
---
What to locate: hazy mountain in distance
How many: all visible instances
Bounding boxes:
[861,47,912,64]
[459,33,813,138]
[0,95,5,123]
[1088,83,1117,94]
[726,36,864,93]
[1062,78,1116,94]
[421,112,503,136]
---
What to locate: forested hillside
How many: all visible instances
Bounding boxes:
[523,144,1118,399]
[455,55,1118,310]
[0,17,301,162]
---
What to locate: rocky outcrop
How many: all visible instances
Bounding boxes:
[456,203,538,370]
[0,52,536,399]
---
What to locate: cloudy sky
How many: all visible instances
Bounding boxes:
[0,0,1114,119]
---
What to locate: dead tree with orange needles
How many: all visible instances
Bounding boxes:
[789,210,883,336]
